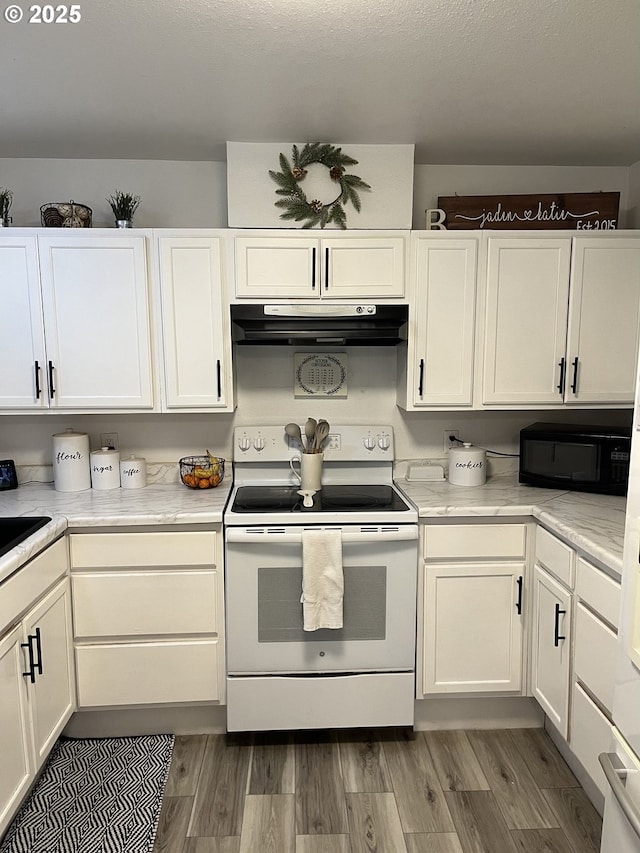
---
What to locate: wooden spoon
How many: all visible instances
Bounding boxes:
[284,422,303,449]
[304,418,317,453]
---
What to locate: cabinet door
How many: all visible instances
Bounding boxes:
[0,625,34,837]
[412,236,477,406]
[322,237,405,298]
[38,235,154,408]
[482,238,571,405]
[23,579,75,764]
[423,562,524,693]
[565,237,640,404]
[235,236,317,298]
[157,236,232,409]
[0,235,47,409]
[530,564,572,736]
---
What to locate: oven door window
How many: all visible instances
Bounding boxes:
[258,565,386,643]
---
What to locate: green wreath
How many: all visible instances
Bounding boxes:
[269,143,371,229]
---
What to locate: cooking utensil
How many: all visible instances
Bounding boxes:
[304,418,317,453]
[313,420,330,452]
[285,422,303,449]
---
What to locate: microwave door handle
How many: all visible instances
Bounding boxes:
[225,528,418,544]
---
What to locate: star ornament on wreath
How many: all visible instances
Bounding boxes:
[269,143,372,229]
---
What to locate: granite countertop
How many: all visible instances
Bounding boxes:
[395,471,626,578]
[0,479,233,585]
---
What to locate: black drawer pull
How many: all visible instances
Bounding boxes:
[516,576,523,615]
[554,603,566,647]
[34,360,41,399]
[48,360,55,398]
[557,357,565,395]
[570,357,579,394]
[311,247,316,290]
[418,359,425,397]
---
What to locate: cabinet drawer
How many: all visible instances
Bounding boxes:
[75,639,220,706]
[0,538,67,635]
[72,570,218,638]
[535,526,575,588]
[574,602,617,713]
[69,531,216,568]
[424,524,526,560]
[575,557,621,628]
[570,681,613,797]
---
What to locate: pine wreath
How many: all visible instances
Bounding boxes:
[269,143,371,229]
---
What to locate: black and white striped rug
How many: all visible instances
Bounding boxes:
[1,735,174,853]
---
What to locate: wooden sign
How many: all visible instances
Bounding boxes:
[436,192,620,231]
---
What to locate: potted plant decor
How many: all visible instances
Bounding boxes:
[106,190,141,228]
[0,188,13,226]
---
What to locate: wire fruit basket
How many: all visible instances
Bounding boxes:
[179,455,225,489]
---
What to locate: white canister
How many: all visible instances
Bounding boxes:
[52,428,91,492]
[90,447,121,490]
[448,443,487,486]
[120,455,147,489]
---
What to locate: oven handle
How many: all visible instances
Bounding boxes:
[225,527,418,544]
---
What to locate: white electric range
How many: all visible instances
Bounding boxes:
[223,424,418,732]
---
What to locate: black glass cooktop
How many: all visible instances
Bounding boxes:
[231,484,410,513]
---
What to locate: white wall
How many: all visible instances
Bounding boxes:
[0,158,633,229]
[628,160,640,228]
[0,347,631,468]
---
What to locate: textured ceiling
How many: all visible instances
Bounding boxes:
[2,0,639,165]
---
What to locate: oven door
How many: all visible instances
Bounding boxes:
[225,524,418,674]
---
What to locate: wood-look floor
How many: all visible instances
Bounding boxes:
[153,727,602,853]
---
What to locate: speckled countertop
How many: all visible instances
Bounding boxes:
[0,479,232,584]
[395,470,626,578]
[0,469,627,585]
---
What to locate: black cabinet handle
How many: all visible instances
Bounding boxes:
[570,357,579,394]
[33,627,43,677]
[557,357,566,396]
[418,359,425,397]
[554,603,566,647]
[21,629,38,683]
[311,247,316,290]
[34,360,41,399]
[48,360,55,398]
[324,247,329,290]
[516,576,523,615]
[216,359,222,400]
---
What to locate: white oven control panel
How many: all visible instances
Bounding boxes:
[233,425,394,461]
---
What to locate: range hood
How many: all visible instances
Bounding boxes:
[231,304,408,346]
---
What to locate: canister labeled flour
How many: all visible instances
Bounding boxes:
[52,428,91,492]
[90,447,121,490]
[120,455,147,489]
[448,442,487,486]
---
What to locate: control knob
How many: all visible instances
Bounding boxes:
[363,436,376,451]
[237,436,251,452]
[253,437,265,451]
[378,435,390,451]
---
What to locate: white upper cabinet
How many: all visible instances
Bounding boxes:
[482,237,572,405]
[565,238,640,405]
[0,234,47,409]
[481,234,640,407]
[155,233,234,411]
[233,231,406,299]
[401,233,478,409]
[38,233,154,409]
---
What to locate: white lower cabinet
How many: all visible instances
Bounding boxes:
[420,522,526,695]
[530,564,572,736]
[0,539,75,838]
[70,529,224,708]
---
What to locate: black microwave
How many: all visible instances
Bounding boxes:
[519,422,631,495]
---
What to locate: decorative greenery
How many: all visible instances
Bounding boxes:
[106,190,141,222]
[269,143,371,229]
[0,187,13,220]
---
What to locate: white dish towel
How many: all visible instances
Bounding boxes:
[301,528,344,631]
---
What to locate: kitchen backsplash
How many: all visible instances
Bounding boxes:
[1,347,633,475]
